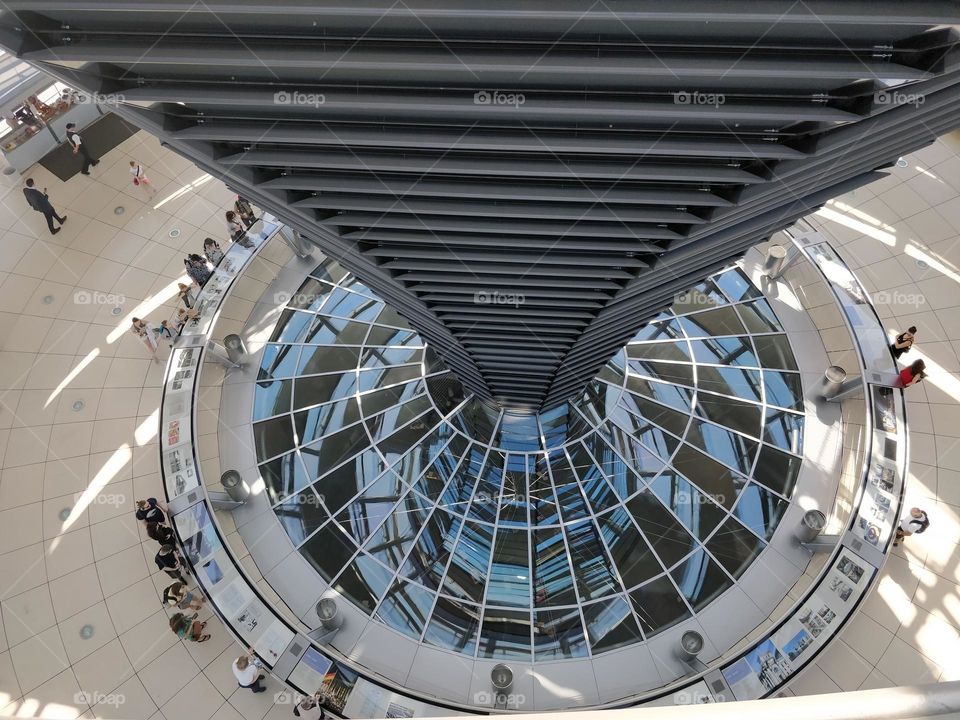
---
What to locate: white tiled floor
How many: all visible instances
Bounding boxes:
[0,119,958,717]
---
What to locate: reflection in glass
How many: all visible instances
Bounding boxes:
[486,529,531,608]
[563,520,620,601]
[534,607,588,660]
[479,608,532,659]
[706,517,766,579]
[629,576,691,637]
[376,579,435,640]
[423,597,480,655]
[583,596,643,652]
[670,548,733,610]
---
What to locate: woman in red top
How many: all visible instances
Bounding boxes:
[900,359,926,387]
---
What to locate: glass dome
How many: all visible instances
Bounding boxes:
[252,259,804,661]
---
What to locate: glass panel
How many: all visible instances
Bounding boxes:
[365,325,419,347]
[620,393,689,438]
[534,607,588,660]
[563,520,620,601]
[439,446,483,516]
[734,482,790,540]
[763,371,804,410]
[672,278,727,313]
[693,393,761,438]
[297,345,362,376]
[670,548,733,611]
[376,410,440,466]
[478,608,531,659]
[322,288,383,322]
[485,528,531,608]
[414,436,469,500]
[271,309,314,343]
[498,455,528,527]
[648,469,728,542]
[468,451,504,524]
[677,306,746,337]
[610,400,682,461]
[365,396,433,443]
[253,379,292,421]
[294,398,362,443]
[334,470,405,543]
[375,305,411,329]
[334,553,394,614]
[309,258,348,284]
[626,340,692,363]
[582,596,643,652]
[442,521,494,603]
[630,313,684,342]
[303,317,370,345]
[375,579,435,640]
[628,576,691,637]
[293,373,358,410]
[253,415,295,462]
[752,444,802,497]
[301,521,358,583]
[753,334,799,371]
[275,488,327,545]
[597,508,660,589]
[316,450,382,515]
[422,597,480,655]
[670,444,747,511]
[624,374,694,412]
[358,364,424,392]
[529,458,561,527]
[696,366,763,402]
[689,336,758,367]
[391,424,457,486]
[532,527,577,607]
[258,344,302,380]
[359,381,423,418]
[260,451,310,504]
[737,298,782,333]
[289,277,336,312]
[706,516,766,579]
[628,359,694,387]
[715,268,761,302]
[684,419,758,475]
[569,441,618,514]
[360,346,424,369]
[764,408,804,455]
[363,493,428,570]
[400,510,462,591]
[301,424,370,482]
[551,454,589,523]
[539,403,577,450]
[591,425,652,498]
[626,490,698,568]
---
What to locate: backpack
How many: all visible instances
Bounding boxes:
[914,514,930,534]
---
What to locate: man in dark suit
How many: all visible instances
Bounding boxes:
[23,178,67,235]
[65,122,99,175]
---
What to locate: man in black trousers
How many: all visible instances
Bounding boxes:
[65,122,99,175]
[22,178,67,235]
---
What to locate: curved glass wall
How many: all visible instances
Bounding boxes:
[253,259,804,660]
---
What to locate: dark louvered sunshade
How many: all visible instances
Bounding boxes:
[3,1,958,408]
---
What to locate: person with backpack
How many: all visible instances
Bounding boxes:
[169,611,210,642]
[146,522,175,545]
[894,507,930,546]
[163,581,205,611]
[203,237,225,265]
[891,326,917,360]
[226,210,245,240]
[235,196,256,228]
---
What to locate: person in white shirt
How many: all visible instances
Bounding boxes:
[130,317,160,361]
[294,692,327,719]
[65,122,99,175]
[895,507,930,546]
[129,160,157,196]
[232,648,266,692]
[203,237,225,265]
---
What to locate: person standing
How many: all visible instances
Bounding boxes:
[203,237,225,265]
[155,544,188,583]
[22,179,67,235]
[294,692,327,719]
[899,359,926,387]
[135,497,169,526]
[130,318,160,360]
[891,326,917,359]
[129,160,157,196]
[235,196,256,228]
[65,122,99,175]
[232,648,266,693]
[162,581,205,612]
[894,507,930,546]
[169,612,210,642]
[225,210,245,240]
[177,282,197,309]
